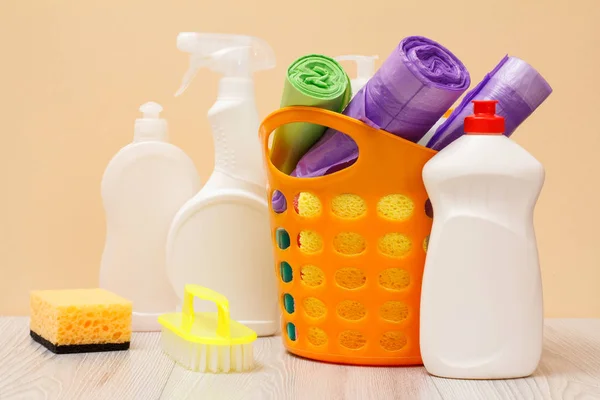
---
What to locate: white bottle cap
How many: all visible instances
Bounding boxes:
[134,102,168,141]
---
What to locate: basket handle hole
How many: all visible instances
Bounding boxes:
[266,121,360,179]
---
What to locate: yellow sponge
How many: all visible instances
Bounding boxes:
[296,193,417,258]
[303,297,327,319]
[380,331,407,351]
[307,327,328,346]
[378,233,412,258]
[333,232,366,255]
[377,194,414,221]
[298,230,323,254]
[300,265,325,287]
[334,267,366,289]
[331,194,367,219]
[30,288,132,354]
[336,300,367,321]
[379,301,409,322]
[379,268,411,290]
[296,192,321,218]
[339,330,367,350]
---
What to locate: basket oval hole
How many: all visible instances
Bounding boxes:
[333,232,366,256]
[339,330,367,350]
[334,267,366,290]
[286,322,297,341]
[378,233,412,258]
[379,268,411,291]
[377,194,415,222]
[300,265,325,287]
[276,228,291,250]
[307,327,328,346]
[283,293,295,314]
[294,192,322,218]
[298,230,323,254]
[380,331,407,352]
[331,194,367,219]
[271,190,287,214]
[280,261,293,283]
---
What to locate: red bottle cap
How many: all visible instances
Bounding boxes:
[464,100,505,135]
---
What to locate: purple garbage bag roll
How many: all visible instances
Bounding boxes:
[426,55,552,151]
[271,190,287,214]
[291,36,470,179]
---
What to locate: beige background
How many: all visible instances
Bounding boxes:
[0,0,598,316]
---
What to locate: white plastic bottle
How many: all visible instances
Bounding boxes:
[420,100,545,379]
[418,108,453,147]
[334,54,378,95]
[166,33,278,336]
[100,102,201,332]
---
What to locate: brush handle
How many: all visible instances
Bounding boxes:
[183,284,231,338]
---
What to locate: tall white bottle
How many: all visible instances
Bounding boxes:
[334,54,378,95]
[166,33,278,336]
[100,102,201,332]
[420,100,545,379]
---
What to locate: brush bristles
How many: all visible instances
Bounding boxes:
[160,328,254,373]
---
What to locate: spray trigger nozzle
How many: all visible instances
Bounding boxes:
[174,32,276,97]
[175,47,251,97]
[139,102,163,119]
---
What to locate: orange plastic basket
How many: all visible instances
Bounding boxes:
[259,106,437,366]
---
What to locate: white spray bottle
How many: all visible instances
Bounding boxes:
[334,55,378,95]
[166,33,278,336]
[100,102,201,331]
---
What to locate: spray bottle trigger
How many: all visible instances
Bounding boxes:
[175,47,252,96]
[175,54,206,97]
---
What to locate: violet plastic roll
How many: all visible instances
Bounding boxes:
[292,36,470,179]
[426,55,553,151]
[271,190,287,214]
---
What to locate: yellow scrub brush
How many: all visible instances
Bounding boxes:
[158,285,257,373]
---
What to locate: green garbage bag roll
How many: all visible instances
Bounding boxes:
[269,54,351,175]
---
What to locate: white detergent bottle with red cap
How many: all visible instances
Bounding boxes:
[420,100,545,379]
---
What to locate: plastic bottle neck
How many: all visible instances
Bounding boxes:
[133,119,169,142]
[217,76,255,99]
[209,77,265,188]
[465,132,504,136]
[351,78,369,94]
[133,134,168,143]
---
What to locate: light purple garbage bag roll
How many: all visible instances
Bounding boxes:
[426,55,552,151]
[292,36,470,179]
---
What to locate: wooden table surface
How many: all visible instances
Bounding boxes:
[0,317,599,399]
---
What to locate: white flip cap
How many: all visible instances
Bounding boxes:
[134,101,168,142]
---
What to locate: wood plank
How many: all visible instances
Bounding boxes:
[0,318,599,399]
[161,335,443,400]
[429,319,600,400]
[539,319,600,399]
[0,317,175,400]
